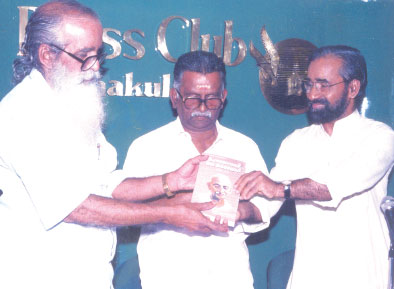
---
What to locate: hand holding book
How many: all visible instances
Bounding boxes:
[191,154,245,227]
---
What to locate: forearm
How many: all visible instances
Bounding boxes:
[237,171,332,202]
[64,194,228,233]
[64,194,171,227]
[113,155,206,202]
[291,178,331,200]
[145,192,192,206]
[271,178,332,201]
[112,174,173,201]
[237,201,262,223]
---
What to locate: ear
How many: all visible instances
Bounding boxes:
[170,88,179,109]
[220,88,228,108]
[38,43,56,73]
[347,79,360,99]
[221,88,228,102]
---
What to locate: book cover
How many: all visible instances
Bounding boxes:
[191,154,245,227]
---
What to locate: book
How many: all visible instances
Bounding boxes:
[191,154,245,227]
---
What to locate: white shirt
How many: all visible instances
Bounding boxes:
[123,118,279,289]
[270,111,394,289]
[0,70,119,289]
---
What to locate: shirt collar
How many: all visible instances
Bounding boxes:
[174,117,225,143]
[318,110,361,136]
[29,69,47,85]
[28,69,52,98]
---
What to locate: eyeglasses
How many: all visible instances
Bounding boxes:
[303,80,346,93]
[176,89,223,110]
[49,44,106,71]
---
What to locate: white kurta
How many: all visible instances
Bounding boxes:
[0,70,119,289]
[123,118,280,289]
[270,111,394,289]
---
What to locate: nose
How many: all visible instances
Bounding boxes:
[199,99,208,111]
[90,59,100,72]
[307,84,320,101]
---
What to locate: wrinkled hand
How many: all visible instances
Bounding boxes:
[165,201,228,233]
[235,170,278,200]
[167,155,209,192]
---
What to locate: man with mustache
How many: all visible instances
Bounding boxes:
[122,51,276,289]
[0,1,226,289]
[236,45,394,289]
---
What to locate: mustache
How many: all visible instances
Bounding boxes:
[308,98,329,108]
[80,71,102,84]
[191,111,212,117]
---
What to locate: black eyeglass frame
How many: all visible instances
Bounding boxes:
[49,43,106,71]
[175,88,224,110]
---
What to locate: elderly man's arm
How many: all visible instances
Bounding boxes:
[64,155,229,233]
[144,193,264,225]
[235,171,332,201]
[112,155,207,201]
[64,194,227,233]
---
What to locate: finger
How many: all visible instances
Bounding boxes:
[187,220,220,234]
[205,220,228,232]
[239,179,260,200]
[213,215,222,224]
[234,172,250,188]
[189,154,209,165]
[239,172,267,200]
[193,214,227,233]
[192,201,216,211]
[234,171,259,191]
[222,218,229,227]
[195,226,211,234]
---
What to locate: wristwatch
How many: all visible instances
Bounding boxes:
[282,181,292,200]
[162,174,175,198]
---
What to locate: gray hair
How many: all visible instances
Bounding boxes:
[310,45,367,110]
[173,51,226,92]
[12,0,99,85]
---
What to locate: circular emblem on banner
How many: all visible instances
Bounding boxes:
[250,27,316,114]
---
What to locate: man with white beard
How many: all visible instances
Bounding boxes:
[0,1,226,289]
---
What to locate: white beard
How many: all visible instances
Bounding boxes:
[49,64,105,145]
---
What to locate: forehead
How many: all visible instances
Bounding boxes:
[58,15,103,49]
[211,176,220,182]
[212,176,230,185]
[180,71,222,91]
[307,55,343,81]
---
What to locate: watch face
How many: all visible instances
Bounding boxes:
[283,181,291,200]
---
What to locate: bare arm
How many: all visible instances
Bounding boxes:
[290,178,331,201]
[111,175,165,201]
[151,193,263,225]
[235,171,331,201]
[112,155,207,201]
[64,194,228,233]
